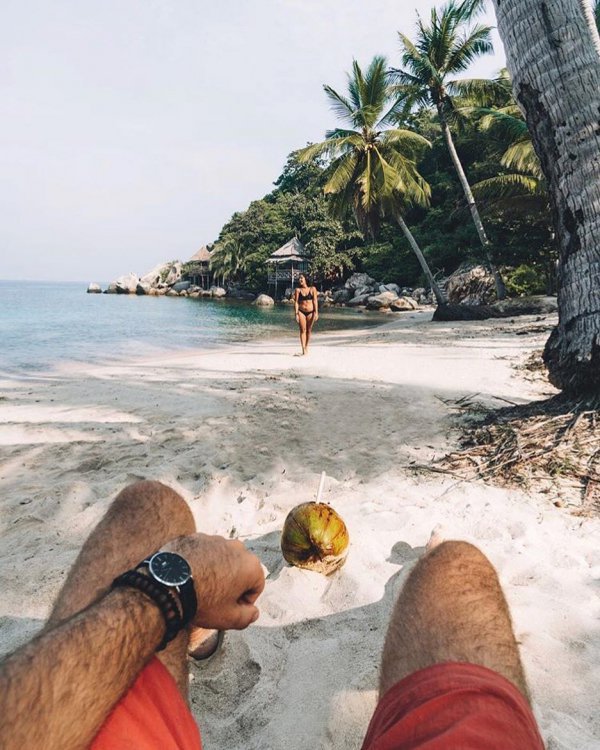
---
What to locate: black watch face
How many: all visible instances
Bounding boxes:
[149,552,191,586]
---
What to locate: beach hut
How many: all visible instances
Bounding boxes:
[266,238,309,299]
[186,246,213,289]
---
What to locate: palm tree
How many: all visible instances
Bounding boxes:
[209,237,248,286]
[298,56,447,305]
[492,0,600,393]
[473,105,545,205]
[391,0,507,299]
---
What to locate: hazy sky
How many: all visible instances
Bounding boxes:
[2,0,505,282]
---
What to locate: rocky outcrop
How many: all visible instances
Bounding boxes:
[345,273,377,291]
[433,296,558,321]
[209,286,227,298]
[366,291,399,310]
[446,264,496,306]
[140,262,182,288]
[332,288,352,303]
[114,273,139,294]
[87,283,102,294]
[172,281,191,292]
[254,294,275,306]
[390,296,418,311]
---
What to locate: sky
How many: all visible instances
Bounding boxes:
[1,0,506,283]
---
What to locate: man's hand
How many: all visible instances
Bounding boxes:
[163,534,265,630]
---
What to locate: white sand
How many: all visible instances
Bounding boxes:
[1,310,599,749]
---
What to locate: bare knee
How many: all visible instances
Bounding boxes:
[110,481,195,538]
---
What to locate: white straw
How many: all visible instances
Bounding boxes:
[316,471,326,503]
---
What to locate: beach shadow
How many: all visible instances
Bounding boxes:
[192,536,424,748]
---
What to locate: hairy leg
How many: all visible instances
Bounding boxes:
[380,541,530,701]
[46,480,196,698]
[298,314,307,354]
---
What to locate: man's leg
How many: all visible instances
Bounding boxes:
[46,480,196,698]
[380,540,529,700]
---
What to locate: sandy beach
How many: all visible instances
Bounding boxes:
[1,310,599,749]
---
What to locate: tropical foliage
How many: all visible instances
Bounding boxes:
[198,1,558,299]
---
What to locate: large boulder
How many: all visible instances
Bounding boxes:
[390,296,418,311]
[87,283,102,294]
[209,286,227,298]
[332,288,352,303]
[254,293,275,306]
[114,273,139,294]
[446,264,496,306]
[366,291,399,310]
[140,261,182,288]
[347,293,371,307]
[379,283,401,295]
[135,282,151,295]
[172,281,191,292]
[345,272,377,291]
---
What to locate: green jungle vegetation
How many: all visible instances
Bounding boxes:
[205,0,587,298]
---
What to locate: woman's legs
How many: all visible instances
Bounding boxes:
[297,313,307,354]
[305,312,315,351]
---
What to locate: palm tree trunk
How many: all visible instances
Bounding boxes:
[493,0,600,394]
[396,215,447,305]
[438,112,507,300]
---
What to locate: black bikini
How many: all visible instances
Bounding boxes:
[297,288,315,316]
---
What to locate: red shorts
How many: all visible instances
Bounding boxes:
[361,662,544,749]
[91,658,202,750]
[92,659,543,749]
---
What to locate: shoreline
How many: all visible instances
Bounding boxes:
[1,311,599,749]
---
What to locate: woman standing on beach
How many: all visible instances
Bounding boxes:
[294,274,318,355]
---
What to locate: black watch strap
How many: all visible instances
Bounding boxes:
[111,570,183,651]
[139,555,198,628]
[176,578,198,628]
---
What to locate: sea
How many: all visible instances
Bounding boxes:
[0,281,382,375]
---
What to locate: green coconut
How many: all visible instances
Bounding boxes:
[281,502,349,575]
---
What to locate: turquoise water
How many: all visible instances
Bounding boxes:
[0,281,382,374]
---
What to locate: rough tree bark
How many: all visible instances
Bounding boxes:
[492,0,600,394]
[396,215,447,305]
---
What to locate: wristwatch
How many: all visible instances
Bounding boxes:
[112,550,198,651]
[140,551,198,627]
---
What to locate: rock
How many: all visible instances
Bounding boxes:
[411,287,428,304]
[209,286,227,298]
[332,289,352,303]
[172,281,191,292]
[347,293,371,307]
[114,273,139,294]
[254,293,275,306]
[147,288,160,296]
[189,291,200,298]
[390,296,418,311]
[104,282,118,294]
[366,291,399,310]
[87,283,102,294]
[166,289,180,297]
[345,272,377,291]
[446,264,496,306]
[140,261,182,288]
[135,282,151,295]
[353,285,372,298]
[228,289,256,300]
[380,283,401,295]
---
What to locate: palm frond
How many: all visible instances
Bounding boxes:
[445,25,493,74]
[472,173,545,200]
[323,85,356,125]
[324,151,361,195]
[447,77,511,106]
[502,141,542,177]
